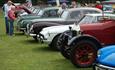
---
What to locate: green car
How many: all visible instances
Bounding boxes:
[16,7,60,32]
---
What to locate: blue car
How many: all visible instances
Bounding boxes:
[94,45,115,70]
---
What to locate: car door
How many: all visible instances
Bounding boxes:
[100,20,115,44]
[81,20,115,45]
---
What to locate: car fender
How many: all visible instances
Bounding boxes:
[51,33,61,42]
[68,34,102,49]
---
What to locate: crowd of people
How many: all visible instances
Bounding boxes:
[2,0,103,36]
[2,0,32,36]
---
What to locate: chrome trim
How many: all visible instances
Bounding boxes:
[95,64,115,70]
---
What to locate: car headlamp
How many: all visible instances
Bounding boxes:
[97,50,102,57]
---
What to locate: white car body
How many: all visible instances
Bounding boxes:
[38,13,115,45]
[39,24,80,43]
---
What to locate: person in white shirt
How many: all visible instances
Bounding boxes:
[2,0,13,34]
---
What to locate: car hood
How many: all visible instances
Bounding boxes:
[21,15,41,19]
[40,24,80,34]
[97,45,115,67]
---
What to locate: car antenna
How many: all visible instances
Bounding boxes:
[102,1,105,19]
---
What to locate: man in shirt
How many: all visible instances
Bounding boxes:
[2,0,13,35]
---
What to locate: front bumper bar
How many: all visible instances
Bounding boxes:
[93,63,115,70]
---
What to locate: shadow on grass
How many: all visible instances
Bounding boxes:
[14,32,24,36]
[33,46,59,52]
[20,39,39,44]
[52,58,92,69]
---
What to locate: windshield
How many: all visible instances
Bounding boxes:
[78,15,95,24]
[38,10,44,16]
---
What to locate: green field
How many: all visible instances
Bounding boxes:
[0,10,92,70]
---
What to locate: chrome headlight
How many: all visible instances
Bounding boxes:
[30,25,34,32]
[21,21,24,24]
[40,31,50,39]
[97,50,102,57]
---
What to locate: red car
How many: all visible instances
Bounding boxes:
[57,18,115,67]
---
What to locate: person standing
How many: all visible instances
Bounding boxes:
[95,1,103,10]
[8,6,16,36]
[58,3,68,15]
[2,0,13,35]
[70,1,77,8]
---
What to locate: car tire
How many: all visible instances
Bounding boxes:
[33,36,38,42]
[49,35,60,50]
[57,30,77,59]
[70,39,99,68]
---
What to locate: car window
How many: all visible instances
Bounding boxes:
[79,15,94,24]
[42,9,59,18]
[97,16,115,21]
[70,11,81,19]
[82,10,101,14]
[33,9,38,13]
[38,10,44,16]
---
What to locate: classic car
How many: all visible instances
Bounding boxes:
[55,15,115,67]
[103,5,114,13]
[93,45,115,70]
[16,7,60,32]
[37,14,115,50]
[27,7,102,41]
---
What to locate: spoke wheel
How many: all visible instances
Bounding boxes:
[70,40,98,67]
[57,30,77,59]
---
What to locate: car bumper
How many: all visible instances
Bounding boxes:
[37,34,51,44]
[94,63,115,70]
[16,26,26,31]
[29,33,37,37]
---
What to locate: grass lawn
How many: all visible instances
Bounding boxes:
[0,10,92,70]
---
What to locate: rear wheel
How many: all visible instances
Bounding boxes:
[70,39,99,67]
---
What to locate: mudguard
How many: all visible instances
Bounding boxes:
[68,34,102,49]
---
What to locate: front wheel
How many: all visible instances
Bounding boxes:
[57,30,77,59]
[70,39,99,67]
[49,35,60,50]
[33,36,38,41]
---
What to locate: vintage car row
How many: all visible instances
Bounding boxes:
[27,7,102,41]
[93,45,115,70]
[36,14,115,67]
[37,14,115,50]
